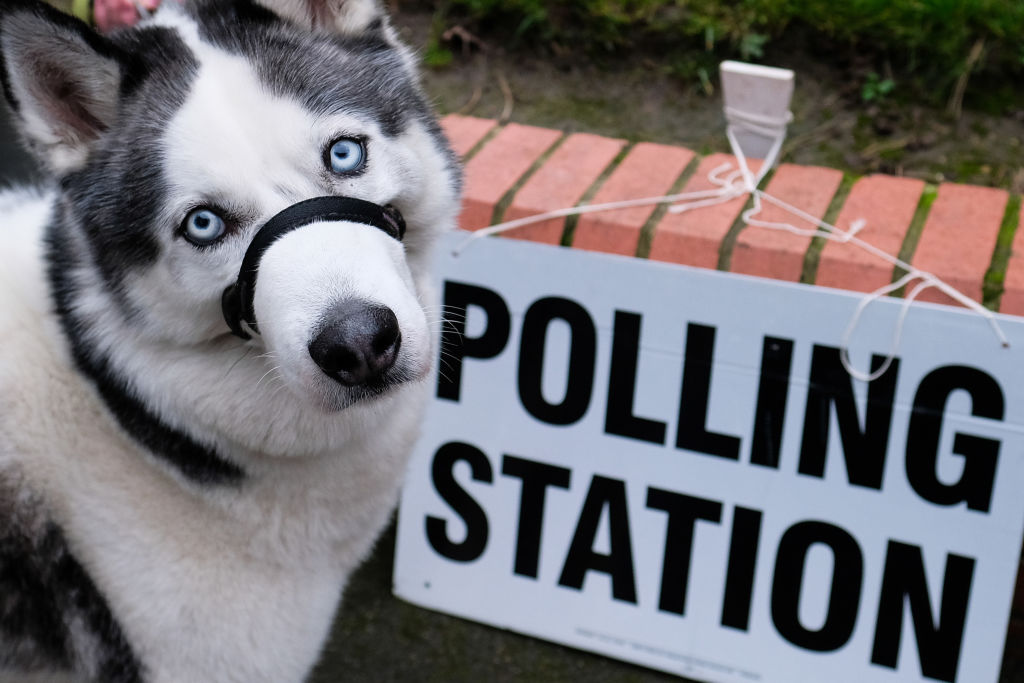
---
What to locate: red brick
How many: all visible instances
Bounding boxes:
[571,143,695,256]
[459,123,562,232]
[731,164,843,282]
[648,154,763,269]
[441,114,497,158]
[501,133,626,245]
[816,175,924,293]
[1000,202,1024,316]
[912,183,1007,306]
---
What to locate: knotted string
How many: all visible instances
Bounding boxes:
[449,100,1012,381]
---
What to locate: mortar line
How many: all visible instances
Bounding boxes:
[890,183,939,297]
[635,153,701,259]
[489,133,568,227]
[717,168,777,272]
[982,193,1022,311]
[458,120,505,164]
[562,142,633,247]
[801,172,858,285]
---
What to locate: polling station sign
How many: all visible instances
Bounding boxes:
[393,231,1024,683]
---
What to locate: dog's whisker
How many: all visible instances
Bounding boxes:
[267,380,290,401]
[424,312,467,323]
[436,356,461,376]
[222,347,254,379]
[437,348,462,364]
[438,324,465,343]
[425,313,467,324]
[434,366,454,384]
[255,365,283,388]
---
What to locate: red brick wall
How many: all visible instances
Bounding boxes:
[441,114,1022,314]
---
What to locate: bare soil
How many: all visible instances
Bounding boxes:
[393,7,1024,193]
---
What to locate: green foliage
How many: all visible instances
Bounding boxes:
[424,40,454,68]
[739,32,768,61]
[861,73,896,103]
[430,0,1024,103]
[982,193,1022,311]
[434,0,782,54]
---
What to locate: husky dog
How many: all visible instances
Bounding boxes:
[0,0,459,680]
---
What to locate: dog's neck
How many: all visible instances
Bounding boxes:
[47,223,251,485]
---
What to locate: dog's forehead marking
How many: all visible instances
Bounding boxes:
[156,11,322,209]
[167,51,317,198]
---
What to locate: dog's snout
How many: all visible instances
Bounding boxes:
[308,302,401,386]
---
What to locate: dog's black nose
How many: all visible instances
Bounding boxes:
[308,302,401,386]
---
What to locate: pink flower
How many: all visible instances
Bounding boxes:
[94,0,162,32]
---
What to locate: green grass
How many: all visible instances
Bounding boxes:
[801,173,859,285]
[891,183,939,297]
[489,133,566,226]
[634,155,701,259]
[561,143,633,247]
[982,194,1022,311]
[426,0,1024,109]
[716,169,775,272]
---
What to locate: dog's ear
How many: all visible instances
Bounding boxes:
[253,0,388,37]
[0,1,127,173]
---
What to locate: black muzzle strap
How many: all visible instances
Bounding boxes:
[221,196,406,340]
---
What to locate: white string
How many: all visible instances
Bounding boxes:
[130,0,185,19]
[724,106,793,140]
[451,176,745,256]
[451,106,1011,380]
[840,273,923,382]
[130,0,152,18]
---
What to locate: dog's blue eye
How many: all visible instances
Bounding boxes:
[328,138,365,174]
[183,208,226,246]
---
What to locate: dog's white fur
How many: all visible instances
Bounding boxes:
[0,1,458,681]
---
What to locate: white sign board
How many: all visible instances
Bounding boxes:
[394,231,1024,683]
